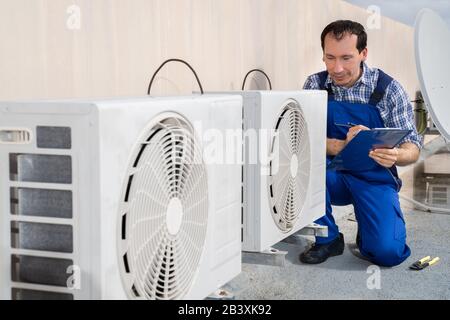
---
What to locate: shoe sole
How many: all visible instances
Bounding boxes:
[299,245,344,264]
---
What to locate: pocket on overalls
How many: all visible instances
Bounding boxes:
[331,111,351,140]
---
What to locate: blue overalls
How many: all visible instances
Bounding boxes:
[315,70,411,267]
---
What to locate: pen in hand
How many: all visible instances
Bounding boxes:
[335,122,358,128]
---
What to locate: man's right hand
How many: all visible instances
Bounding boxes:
[345,125,370,144]
[326,125,370,156]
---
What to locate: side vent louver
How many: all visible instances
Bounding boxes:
[9,126,75,300]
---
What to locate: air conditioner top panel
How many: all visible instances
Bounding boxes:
[0,94,243,115]
[209,90,326,99]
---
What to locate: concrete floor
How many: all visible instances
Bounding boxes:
[225,139,450,300]
[226,208,450,300]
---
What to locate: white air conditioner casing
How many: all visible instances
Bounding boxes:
[0,95,243,300]
[211,90,327,252]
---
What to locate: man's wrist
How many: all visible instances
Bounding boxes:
[393,147,399,165]
[327,138,346,156]
[395,143,420,166]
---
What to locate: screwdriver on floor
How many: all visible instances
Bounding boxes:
[409,256,440,270]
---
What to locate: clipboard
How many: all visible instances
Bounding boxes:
[327,128,413,171]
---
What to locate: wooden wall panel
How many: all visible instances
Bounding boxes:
[0,0,419,100]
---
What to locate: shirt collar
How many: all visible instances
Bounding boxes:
[325,62,372,88]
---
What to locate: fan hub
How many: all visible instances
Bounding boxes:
[166,197,184,235]
[290,154,298,178]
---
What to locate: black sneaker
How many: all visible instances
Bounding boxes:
[299,232,345,264]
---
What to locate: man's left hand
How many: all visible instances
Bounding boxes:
[369,148,399,168]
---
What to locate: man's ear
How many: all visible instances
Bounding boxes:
[361,48,368,61]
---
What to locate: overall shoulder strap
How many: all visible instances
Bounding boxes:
[317,71,334,99]
[368,69,394,106]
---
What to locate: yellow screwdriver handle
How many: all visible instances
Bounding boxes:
[428,257,440,266]
[419,256,431,264]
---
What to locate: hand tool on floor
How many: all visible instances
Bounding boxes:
[409,256,440,270]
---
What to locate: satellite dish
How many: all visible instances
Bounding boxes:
[414,9,450,141]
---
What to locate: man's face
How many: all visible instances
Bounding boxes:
[322,33,368,88]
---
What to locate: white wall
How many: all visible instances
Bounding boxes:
[0,0,419,100]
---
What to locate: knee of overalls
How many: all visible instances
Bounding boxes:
[362,237,411,267]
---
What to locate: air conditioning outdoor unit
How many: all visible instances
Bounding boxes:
[0,95,243,300]
[211,90,327,252]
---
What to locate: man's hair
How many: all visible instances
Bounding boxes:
[321,20,367,53]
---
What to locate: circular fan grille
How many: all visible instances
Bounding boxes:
[118,114,208,300]
[268,100,311,232]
